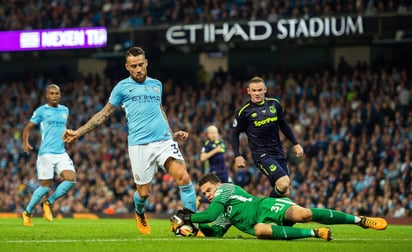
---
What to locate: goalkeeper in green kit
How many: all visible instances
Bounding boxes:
[171,174,388,241]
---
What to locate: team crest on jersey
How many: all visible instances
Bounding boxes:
[62,113,68,120]
[251,112,257,118]
[153,86,160,93]
[232,119,238,127]
[269,106,276,114]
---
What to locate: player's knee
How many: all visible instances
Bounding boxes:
[300,208,313,222]
[171,169,191,185]
[166,160,191,185]
[61,170,76,182]
[275,177,290,196]
[288,206,312,222]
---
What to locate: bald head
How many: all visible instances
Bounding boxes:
[206,125,219,141]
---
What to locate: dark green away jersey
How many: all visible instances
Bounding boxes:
[192,183,295,236]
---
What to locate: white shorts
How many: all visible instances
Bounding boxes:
[128,139,185,185]
[36,153,75,180]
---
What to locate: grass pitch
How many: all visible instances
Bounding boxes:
[1,217,411,252]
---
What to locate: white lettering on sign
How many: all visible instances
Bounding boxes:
[17,28,107,50]
[20,32,40,48]
[42,30,85,47]
[166,21,271,45]
[166,16,363,45]
[85,29,107,46]
[277,16,363,39]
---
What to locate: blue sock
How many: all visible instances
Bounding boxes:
[48,181,75,204]
[179,181,197,212]
[134,191,147,215]
[26,186,51,214]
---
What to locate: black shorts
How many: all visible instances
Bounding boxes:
[255,155,289,186]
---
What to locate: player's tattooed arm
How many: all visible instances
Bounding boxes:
[77,103,116,136]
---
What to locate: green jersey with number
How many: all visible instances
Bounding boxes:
[193,183,296,236]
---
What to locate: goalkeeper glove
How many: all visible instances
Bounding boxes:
[170,208,194,232]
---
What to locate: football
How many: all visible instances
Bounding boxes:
[175,224,198,237]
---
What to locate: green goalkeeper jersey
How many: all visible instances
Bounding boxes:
[191,183,296,236]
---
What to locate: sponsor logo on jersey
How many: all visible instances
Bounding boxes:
[253,116,278,127]
[47,121,66,126]
[131,94,161,103]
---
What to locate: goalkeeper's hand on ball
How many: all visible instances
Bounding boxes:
[170,208,194,232]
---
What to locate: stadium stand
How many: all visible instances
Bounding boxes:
[0,0,411,30]
[0,0,411,220]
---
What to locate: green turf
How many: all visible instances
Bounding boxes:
[1,218,411,252]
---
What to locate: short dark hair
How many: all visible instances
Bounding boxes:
[125,47,145,61]
[199,173,221,187]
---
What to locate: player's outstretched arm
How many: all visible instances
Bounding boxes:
[22,121,36,153]
[63,103,116,143]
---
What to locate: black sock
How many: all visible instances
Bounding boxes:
[270,187,286,198]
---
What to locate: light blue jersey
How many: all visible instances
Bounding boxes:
[30,104,69,156]
[108,76,172,145]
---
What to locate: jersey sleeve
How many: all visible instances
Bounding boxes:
[201,141,208,153]
[29,107,43,125]
[191,201,224,223]
[192,201,232,237]
[231,109,244,157]
[108,83,122,107]
[276,101,298,145]
[199,220,231,237]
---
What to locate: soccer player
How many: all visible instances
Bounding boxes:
[63,46,197,235]
[171,174,388,240]
[231,76,303,198]
[200,125,230,183]
[22,84,76,226]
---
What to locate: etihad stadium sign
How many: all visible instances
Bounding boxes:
[166,15,364,45]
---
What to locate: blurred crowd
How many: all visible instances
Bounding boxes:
[0,56,411,219]
[1,0,411,30]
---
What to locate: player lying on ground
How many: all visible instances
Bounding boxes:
[171,173,388,241]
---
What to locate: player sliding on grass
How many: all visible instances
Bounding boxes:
[171,173,388,241]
